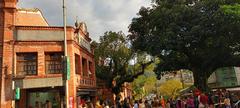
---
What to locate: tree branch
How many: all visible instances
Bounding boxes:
[116,60,154,86]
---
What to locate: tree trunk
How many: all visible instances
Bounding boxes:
[112,86,121,96]
[192,71,209,92]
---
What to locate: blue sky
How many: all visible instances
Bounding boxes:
[18,0,151,41]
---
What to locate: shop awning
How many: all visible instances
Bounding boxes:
[77,88,96,96]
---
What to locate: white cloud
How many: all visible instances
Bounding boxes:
[18,0,151,41]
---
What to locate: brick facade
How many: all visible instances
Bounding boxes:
[0,1,16,108]
[0,0,96,108]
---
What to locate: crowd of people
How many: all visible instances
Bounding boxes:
[89,89,240,108]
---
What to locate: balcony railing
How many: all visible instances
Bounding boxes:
[75,75,96,87]
[45,60,63,74]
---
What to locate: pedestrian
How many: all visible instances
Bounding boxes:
[144,100,151,108]
[181,97,186,108]
[198,93,208,108]
[170,98,177,108]
[165,99,170,108]
[186,96,194,108]
[176,98,182,108]
[104,101,110,108]
[35,101,40,108]
[152,97,159,108]
[45,100,52,108]
[193,95,199,108]
[208,93,214,108]
[115,96,122,108]
[160,96,166,108]
[139,99,145,108]
[82,103,87,108]
[96,100,103,108]
[133,100,139,108]
[87,101,94,108]
[224,96,231,108]
[123,98,131,108]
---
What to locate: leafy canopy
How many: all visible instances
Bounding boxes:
[95,31,154,94]
[129,0,240,91]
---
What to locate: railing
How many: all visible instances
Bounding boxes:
[17,61,37,76]
[75,74,96,87]
[45,60,63,74]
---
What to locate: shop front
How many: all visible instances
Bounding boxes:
[16,87,65,108]
[14,77,65,108]
[76,88,96,108]
[27,87,64,108]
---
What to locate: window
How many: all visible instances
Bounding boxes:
[45,52,63,74]
[88,61,93,77]
[82,58,87,76]
[75,54,81,75]
[17,53,37,75]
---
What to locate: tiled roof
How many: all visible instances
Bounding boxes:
[15,8,49,26]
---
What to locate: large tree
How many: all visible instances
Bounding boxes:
[129,0,240,91]
[94,31,153,95]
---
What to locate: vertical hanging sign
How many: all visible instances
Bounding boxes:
[63,56,70,80]
[66,56,70,80]
[15,87,20,100]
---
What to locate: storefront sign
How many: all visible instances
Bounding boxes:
[79,36,91,52]
[67,57,70,80]
[63,56,71,80]
[15,87,20,100]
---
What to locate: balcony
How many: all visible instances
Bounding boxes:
[75,74,96,87]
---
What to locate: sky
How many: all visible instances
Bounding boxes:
[18,0,151,41]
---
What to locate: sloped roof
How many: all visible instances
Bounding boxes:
[15,8,49,26]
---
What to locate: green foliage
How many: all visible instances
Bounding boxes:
[159,79,183,98]
[95,31,154,95]
[132,71,157,99]
[221,4,240,15]
[132,75,147,99]
[144,74,158,94]
[129,0,240,91]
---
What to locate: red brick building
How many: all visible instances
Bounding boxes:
[0,0,96,108]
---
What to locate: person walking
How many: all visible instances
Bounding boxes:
[186,96,195,108]
[35,101,41,108]
[45,100,52,108]
[96,100,103,108]
[198,93,209,108]
[133,100,139,108]
[166,99,171,108]
[123,98,131,108]
[224,96,231,108]
[139,99,145,108]
[144,100,151,108]
[160,96,166,108]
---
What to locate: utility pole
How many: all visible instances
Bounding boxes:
[63,0,69,107]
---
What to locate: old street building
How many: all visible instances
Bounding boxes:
[0,0,96,108]
[208,67,240,92]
